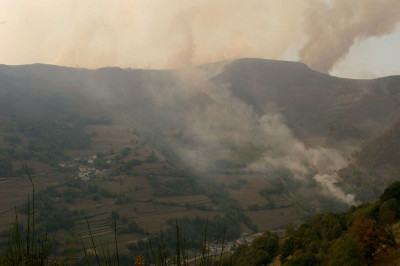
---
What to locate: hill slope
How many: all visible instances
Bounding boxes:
[1,58,400,255]
[223,181,400,266]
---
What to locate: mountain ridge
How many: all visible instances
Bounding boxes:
[1,57,400,215]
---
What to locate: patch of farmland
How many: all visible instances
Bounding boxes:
[228,188,268,209]
[133,210,216,233]
[213,174,271,187]
[122,176,153,201]
[109,205,138,220]
[65,124,139,157]
[152,203,187,213]
[27,161,56,175]
[245,207,302,231]
[213,174,284,209]
[72,206,114,247]
[131,163,167,176]
[0,176,61,228]
[131,162,166,170]
[128,188,153,202]
[151,194,211,206]
[133,202,157,214]
[269,194,293,208]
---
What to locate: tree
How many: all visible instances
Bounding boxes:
[285,251,319,266]
[225,231,279,265]
[380,181,400,202]
[350,216,381,260]
[145,151,158,163]
[120,147,131,157]
[111,210,120,220]
[326,233,366,266]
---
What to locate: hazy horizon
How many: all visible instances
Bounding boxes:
[1,0,400,78]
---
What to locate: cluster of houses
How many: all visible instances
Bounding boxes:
[208,232,264,254]
[58,155,111,181]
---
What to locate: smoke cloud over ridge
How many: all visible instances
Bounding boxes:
[1,0,400,74]
[300,0,400,73]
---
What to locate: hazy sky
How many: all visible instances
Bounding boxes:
[0,0,399,78]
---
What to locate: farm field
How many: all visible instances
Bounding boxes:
[1,46,400,265]
[0,175,61,229]
[212,173,304,231]
[0,122,312,256]
[245,207,302,232]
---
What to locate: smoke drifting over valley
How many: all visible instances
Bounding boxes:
[2,0,400,212]
[3,57,392,206]
[3,2,400,257]
[133,63,357,205]
[1,0,400,76]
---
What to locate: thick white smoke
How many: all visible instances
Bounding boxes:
[300,0,400,73]
[145,66,357,205]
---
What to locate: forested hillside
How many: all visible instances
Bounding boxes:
[224,181,400,265]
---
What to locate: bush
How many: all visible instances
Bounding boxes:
[380,181,400,202]
[145,151,158,163]
[223,231,279,265]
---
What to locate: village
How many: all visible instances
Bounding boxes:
[58,154,112,182]
[208,232,264,254]
[209,229,285,255]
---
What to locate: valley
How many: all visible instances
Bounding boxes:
[0,121,304,256]
[1,58,400,260]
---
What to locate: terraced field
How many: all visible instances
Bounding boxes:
[0,123,310,255]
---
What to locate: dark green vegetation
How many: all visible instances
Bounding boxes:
[17,118,90,163]
[223,181,400,265]
[222,231,279,265]
[0,116,110,172]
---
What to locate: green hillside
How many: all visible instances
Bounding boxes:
[224,181,400,266]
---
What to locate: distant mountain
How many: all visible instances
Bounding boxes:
[213,58,400,140]
[1,58,400,206]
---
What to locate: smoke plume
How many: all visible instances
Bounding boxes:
[141,66,356,205]
[1,0,399,74]
[300,0,400,73]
